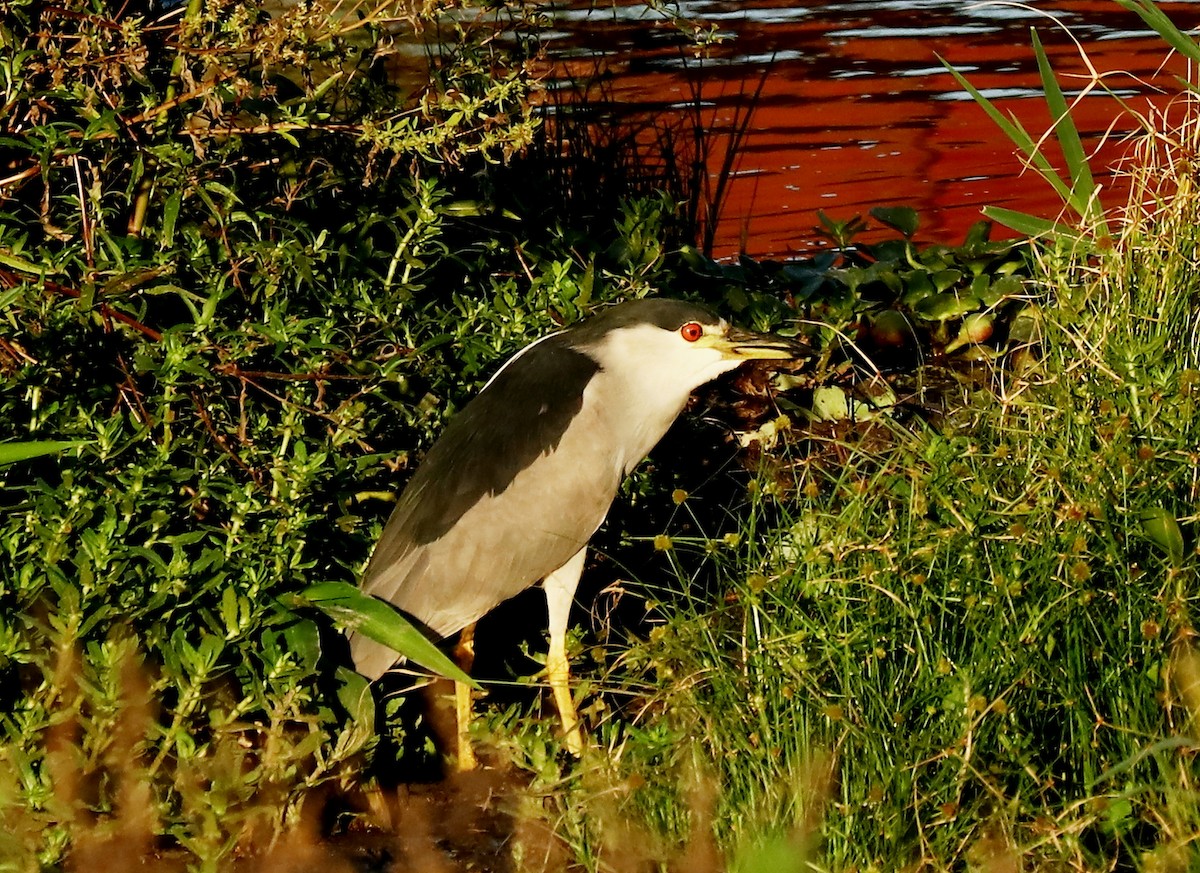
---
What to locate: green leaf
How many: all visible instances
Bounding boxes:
[939,56,1074,206]
[1113,0,1200,64]
[297,582,479,687]
[311,70,343,101]
[335,666,375,725]
[944,313,995,354]
[900,270,935,306]
[0,440,89,467]
[1141,507,1185,566]
[283,618,322,672]
[161,189,181,247]
[1030,29,1107,236]
[0,249,44,274]
[1094,735,1200,785]
[440,200,486,217]
[869,205,919,237]
[962,220,992,248]
[913,291,979,322]
[980,206,1084,243]
[931,269,962,293]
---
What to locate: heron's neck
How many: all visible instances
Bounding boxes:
[576,362,688,479]
[579,325,743,476]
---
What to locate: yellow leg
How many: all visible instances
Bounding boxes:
[543,548,587,756]
[453,624,478,771]
[545,629,582,756]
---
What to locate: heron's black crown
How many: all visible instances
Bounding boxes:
[562,299,721,348]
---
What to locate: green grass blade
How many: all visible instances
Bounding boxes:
[1113,0,1200,64]
[939,56,1075,206]
[298,581,480,688]
[939,56,1038,154]
[1093,736,1200,786]
[981,205,1087,242]
[0,440,89,467]
[1030,29,1107,235]
[1030,30,1091,193]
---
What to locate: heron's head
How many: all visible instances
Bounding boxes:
[568,298,808,400]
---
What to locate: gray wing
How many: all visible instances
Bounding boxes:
[349,338,620,680]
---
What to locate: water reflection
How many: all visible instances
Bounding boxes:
[535,0,1193,257]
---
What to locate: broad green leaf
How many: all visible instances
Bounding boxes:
[1141,507,1185,566]
[913,291,979,322]
[809,386,892,422]
[335,666,375,725]
[283,618,322,673]
[297,581,478,687]
[900,271,935,306]
[931,269,962,293]
[0,440,89,467]
[962,220,991,248]
[869,205,919,237]
[944,313,995,354]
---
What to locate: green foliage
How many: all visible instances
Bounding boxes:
[0,0,692,864]
[477,13,1200,866]
[1114,0,1200,65]
[679,208,1031,361]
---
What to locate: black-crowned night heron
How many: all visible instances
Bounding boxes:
[349,298,805,760]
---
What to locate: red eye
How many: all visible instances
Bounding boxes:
[680,322,704,342]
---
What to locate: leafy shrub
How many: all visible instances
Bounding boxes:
[0,0,690,863]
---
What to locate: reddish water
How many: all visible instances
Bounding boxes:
[535,0,1196,258]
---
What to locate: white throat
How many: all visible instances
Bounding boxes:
[580,322,743,473]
